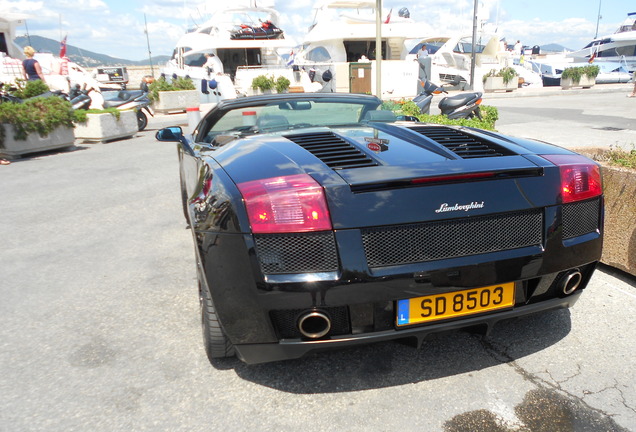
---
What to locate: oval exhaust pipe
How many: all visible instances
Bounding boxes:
[561,270,582,295]
[298,311,331,339]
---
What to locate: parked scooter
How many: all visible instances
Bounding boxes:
[414,80,483,120]
[101,89,153,131]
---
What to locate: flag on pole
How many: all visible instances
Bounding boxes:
[59,35,67,58]
[384,8,392,24]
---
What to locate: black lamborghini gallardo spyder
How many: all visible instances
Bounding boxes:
[156,93,603,364]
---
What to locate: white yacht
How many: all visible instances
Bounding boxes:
[567,12,636,72]
[1,14,101,93]
[161,3,290,101]
[287,0,426,98]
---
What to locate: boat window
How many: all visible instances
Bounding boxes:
[616,44,636,57]
[453,38,486,54]
[0,33,8,56]
[306,47,331,62]
[185,53,206,67]
[408,42,442,55]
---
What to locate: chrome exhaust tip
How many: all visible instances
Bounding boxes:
[561,270,583,295]
[298,311,331,339]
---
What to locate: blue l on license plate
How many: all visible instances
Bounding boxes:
[397,282,515,327]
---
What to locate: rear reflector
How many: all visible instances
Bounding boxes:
[411,171,495,184]
[541,154,602,203]
[237,174,332,233]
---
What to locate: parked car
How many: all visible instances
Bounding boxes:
[156,93,603,364]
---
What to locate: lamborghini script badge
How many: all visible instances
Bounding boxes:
[435,202,485,213]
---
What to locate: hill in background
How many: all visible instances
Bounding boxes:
[540,43,574,53]
[15,35,170,68]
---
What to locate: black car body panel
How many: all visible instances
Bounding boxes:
[157,93,604,364]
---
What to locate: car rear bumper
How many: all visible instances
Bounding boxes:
[233,292,582,364]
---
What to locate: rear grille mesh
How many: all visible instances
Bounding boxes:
[254,232,338,274]
[362,209,543,268]
[285,131,378,169]
[409,126,515,158]
[562,198,600,239]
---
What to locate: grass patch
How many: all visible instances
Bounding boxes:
[598,145,636,170]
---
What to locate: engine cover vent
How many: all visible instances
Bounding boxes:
[285,131,378,169]
[409,126,515,159]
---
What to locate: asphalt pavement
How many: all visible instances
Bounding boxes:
[1,89,635,431]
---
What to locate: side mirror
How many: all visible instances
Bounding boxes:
[155,126,183,142]
[396,115,420,122]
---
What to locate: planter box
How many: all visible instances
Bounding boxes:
[560,75,595,89]
[0,124,75,160]
[599,164,636,277]
[483,76,517,93]
[152,90,199,113]
[74,111,138,143]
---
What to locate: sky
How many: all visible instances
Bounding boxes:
[1,0,633,61]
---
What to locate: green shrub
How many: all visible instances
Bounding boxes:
[275,76,291,93]
[0,97,75,148]
[385,99,499,131]
[251,75,275,91]
[147,76,196,101]
[9,79,51,99]
[561,65,600,82]
[73,108,122,124]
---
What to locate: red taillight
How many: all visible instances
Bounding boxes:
[237,174,332,233]
[541,154,602,203]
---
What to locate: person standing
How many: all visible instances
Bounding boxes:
[417,44,429,59]
[22,46,45,81]
[203,53,224,75]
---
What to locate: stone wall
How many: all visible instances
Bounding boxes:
[600,164,636,277]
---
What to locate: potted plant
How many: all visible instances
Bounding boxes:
[0,96,76,160]
[148,76,198,113]
[251,75,276,94]
[73,108,138,143]
[483,67,518,92]
[560,65,599,89]
[275,76,291,93]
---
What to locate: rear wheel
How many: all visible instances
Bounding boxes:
[136,110,148,131]
[199,275,235,361]
[474,106,483,120]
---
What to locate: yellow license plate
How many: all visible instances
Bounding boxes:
[396,282,515,327]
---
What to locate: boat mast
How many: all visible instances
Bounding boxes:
[594,0,602,38]
[375,0,382,98]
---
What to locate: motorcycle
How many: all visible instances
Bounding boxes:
[414,80,483,120]
[101,89,153,131]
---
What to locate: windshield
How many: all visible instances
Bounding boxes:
[200,97,381,143]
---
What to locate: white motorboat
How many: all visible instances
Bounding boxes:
[527,59,632,86]
[161,2,291,101]
[407,33,543,90]
[567,12,636,73]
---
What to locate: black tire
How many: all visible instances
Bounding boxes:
[136,110,148,131]
[199,276,235,361]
